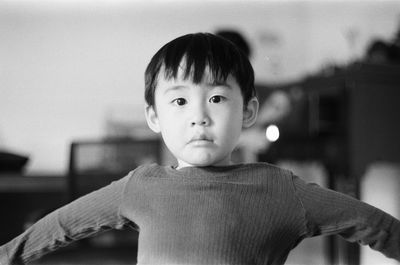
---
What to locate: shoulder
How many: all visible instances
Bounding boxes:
[243,162,293,175]
[238,162,294,182]
[129,163,163,173]
[126,163,166,180]
[121,164,167,198]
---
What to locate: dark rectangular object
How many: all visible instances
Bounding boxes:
[68,138,161,201]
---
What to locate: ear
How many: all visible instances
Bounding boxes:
[145,105,161,133]
[242,97,259,128]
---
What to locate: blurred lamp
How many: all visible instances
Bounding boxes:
[266,124,279,142]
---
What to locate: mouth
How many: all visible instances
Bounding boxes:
[188,134,213,145]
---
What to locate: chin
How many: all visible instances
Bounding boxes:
[180,157,216,168]
[189,156,230,167]
[177,150,230,168]
[190,161,216,167]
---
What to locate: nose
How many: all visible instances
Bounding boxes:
[190,104,210,127]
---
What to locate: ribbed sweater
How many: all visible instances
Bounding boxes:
[1,163,399,265]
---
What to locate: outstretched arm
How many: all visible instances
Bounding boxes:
[0,173,133,265]
[291,174,400,261]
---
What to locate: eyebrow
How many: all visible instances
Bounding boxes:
[162,82,232,95]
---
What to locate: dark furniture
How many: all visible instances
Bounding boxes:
[67,138,161,249]
[68,138,161,200]
[0,137,162,264]
[259,62,400,265]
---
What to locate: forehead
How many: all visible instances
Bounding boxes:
[159,59,233,84]
[156,65,240,91]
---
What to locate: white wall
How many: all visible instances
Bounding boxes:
[1,0,400,174]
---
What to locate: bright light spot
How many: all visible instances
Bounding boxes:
[266,124,279,142]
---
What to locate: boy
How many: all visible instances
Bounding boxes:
[1,32,399,265]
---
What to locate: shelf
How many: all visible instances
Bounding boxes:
[0,174,66,193]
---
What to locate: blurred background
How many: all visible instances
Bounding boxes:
[1,0,400,264]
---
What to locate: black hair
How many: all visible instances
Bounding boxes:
[144,32,256,107]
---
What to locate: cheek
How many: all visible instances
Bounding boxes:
[217,108,243,138]
[157,113,185,143]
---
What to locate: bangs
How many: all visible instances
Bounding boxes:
[145,33,255,106]
[161,33,237,84]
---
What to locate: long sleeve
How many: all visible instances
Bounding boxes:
[0,173,133,265]
[292,174,400,261]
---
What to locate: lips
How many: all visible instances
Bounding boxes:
[188,134,213,145]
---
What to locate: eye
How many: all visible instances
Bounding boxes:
[172,98,187,106]
[209,95,224,103]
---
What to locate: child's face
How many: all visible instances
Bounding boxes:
[145,67,258,169]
